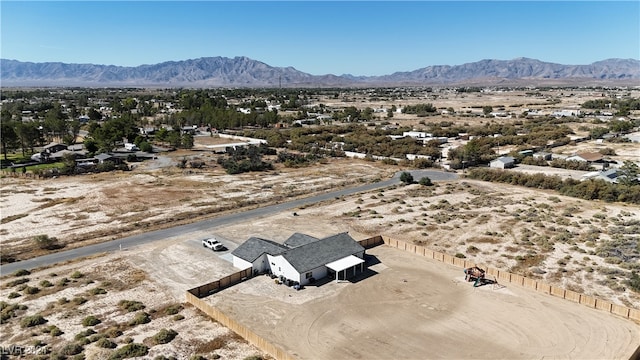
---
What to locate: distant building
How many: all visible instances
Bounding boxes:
[566,152,603,163]
[490,156,515,169]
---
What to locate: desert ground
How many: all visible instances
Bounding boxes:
[2,89,640,358]
[2,154,639,358]
[204,246,640,360]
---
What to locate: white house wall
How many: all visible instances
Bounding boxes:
[251,254,271,273]
[300,266,328,286]
[267,255,301,283]
[232,256,253,270]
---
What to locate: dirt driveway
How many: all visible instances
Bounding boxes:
[203,246,639,360]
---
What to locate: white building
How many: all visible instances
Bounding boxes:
[232,232,366,285]
[489,156,515,169]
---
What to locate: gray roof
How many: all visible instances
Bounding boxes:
[280,233,364,273]
[283,233,319,248]
[43,142,65,150]
[494,156,515,164]
[231,237,287,263]
[95,153,115,161]
[599,169,618,180]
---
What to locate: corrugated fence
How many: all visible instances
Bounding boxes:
[380,235,640,323]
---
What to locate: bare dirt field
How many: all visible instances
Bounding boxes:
[2,149,639,358]
[205,245,640,360]
[0,155,394,262]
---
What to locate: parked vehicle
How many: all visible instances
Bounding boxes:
[202,238,226,251]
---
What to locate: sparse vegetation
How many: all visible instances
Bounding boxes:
[151,328,178,344]
[119,300,146,312]
[109,343,149,360]
[82,315,101,326]
[128,311,151,326]
[20,314,47,328]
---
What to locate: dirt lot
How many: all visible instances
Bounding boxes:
[0,155,394,262]
[2,148,640,358]
[205,246,640,360]
[1,89,639,358]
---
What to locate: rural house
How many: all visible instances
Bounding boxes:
[489,156,515,169]
[232,232,366,285]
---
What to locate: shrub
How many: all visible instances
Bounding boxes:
[89,287,107,295]
[74,329,96,340]
[24,286,40,295]
[13,269,31,277]
[72,296,87,305]
[8,292,21,299]
[70,271,83,279]
[118,300,145,312]
[165,304,183,315]
[173,314,185,321]
[96,338,117,349]
[152,328,178,345]
[21,314,47,328]
[89,333,106,343]
[49,325,63,337]
[82,315,101,327]
[34,234,61,250]
[419,177,433,186]
[57,277,70,287]
[455,253,466,259]
[109,343,148,360]
[128,312,151,326]
[7,277,30,287]
[104,327,123,338]
[59,343,83,356]
[40,280,53,288]
[627,272,640,293]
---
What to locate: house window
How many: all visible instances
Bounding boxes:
[305,272,313,279]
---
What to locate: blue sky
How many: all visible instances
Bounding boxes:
[1,1,639,76]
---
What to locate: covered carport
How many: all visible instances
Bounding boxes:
[326,255,365,283]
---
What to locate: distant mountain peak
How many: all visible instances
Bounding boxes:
[1,57,638,87]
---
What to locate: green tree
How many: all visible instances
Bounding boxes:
[15,122,43,157]
[88,108,102,121]
[400,171,414,184]
[618,161,639,186]
[34,234,60,250]
[1,120,18,160]
[419,177,433,186]
[139,141,153,153]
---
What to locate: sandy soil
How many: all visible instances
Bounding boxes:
[0,155,394,260]
[0,252,266,359]
[205,246,640,360]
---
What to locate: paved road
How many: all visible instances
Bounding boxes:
[0,170,457,274]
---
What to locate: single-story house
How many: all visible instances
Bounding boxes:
[94,153,123,165]
[490,156,515,169]
[232,232,366,285]
[43,142,68,154]
[566,152,603,163]
[533,152,552,160]
[581,169,619,183]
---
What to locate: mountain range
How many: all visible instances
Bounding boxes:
[1,57,639,87]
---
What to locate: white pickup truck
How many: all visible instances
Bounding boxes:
[202,238,226,251]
